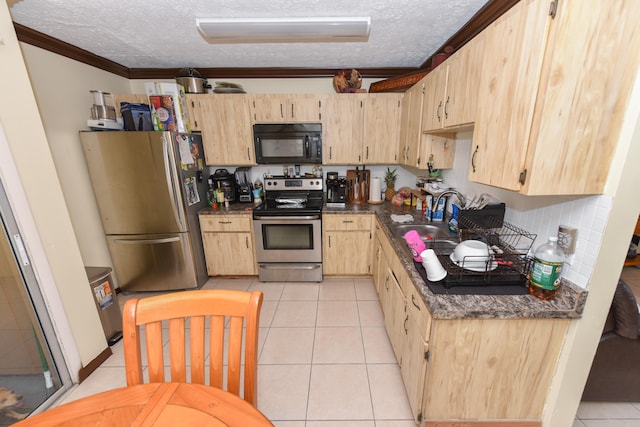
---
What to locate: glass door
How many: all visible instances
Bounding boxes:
[0,180,70,425]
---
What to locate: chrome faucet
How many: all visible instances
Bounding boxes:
[434,189,467,210]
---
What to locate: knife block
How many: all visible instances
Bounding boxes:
[346,169,370,203]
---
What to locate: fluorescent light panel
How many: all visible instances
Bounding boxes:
[196,17,371,43]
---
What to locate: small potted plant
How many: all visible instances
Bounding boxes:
[384,167,397,201]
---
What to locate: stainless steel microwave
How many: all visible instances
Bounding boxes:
[253,123,322,164]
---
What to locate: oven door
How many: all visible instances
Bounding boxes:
[253,215,322,263]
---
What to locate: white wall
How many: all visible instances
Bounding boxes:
[21,44,131,284]
[0,4,106,373]
[440,133,608,289]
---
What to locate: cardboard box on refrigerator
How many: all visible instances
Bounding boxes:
[148,95,178,131]
[145,82,190,133]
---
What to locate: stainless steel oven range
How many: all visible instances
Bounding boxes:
[253,177,323,282]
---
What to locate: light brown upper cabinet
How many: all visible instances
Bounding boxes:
[322,94,363,164]
[184,94,201,131]
[399,82,421,168]
[192,94,256,166]
[470,0,640,195]
[323,94,401,165]
[361,93,402,164]
[421,33,485,133]
[251,94,322,123]
[400,81,455,170]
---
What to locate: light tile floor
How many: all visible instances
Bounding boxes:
[54,276,640,426]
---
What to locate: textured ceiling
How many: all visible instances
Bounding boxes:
[9,0,489,70]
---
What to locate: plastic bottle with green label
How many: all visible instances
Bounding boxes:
[529,236,564,300]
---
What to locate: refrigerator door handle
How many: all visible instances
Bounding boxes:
[114,237,181,244]
[163,134,187,230]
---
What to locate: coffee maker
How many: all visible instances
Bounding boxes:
[234,167,253,203]
[210,169,236,203]
[326,172,347,206]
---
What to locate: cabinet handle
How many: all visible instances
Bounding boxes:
[385,275,389,291]
[218,221,232,224]
[330,146,332,159]
[437,101,442,123]
[247,147,251,160]
[366,146,369,159]
[291,103,294,119]
[328,235,331,248]
[280,103,284,118]
[245,236,249,248]
[342,220,354,224]
[471,145,479,173]
[444,96,449,119]
[411,294,421,310]
[519,169,528,185]
[404,314,409,334]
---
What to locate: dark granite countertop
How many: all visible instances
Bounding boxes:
[324,201,587,320]
[199,204,256,215]
[199,200,587,319]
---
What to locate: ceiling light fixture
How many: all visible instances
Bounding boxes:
[196,17,371,44]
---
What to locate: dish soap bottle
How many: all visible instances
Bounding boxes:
[529,236,564,300]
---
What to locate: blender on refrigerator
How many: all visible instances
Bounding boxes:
[87,90,123,131]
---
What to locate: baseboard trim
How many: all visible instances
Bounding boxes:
[78,346,112,383]
[424,422,541,427]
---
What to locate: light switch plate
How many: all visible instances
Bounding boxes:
[558,225,577,254]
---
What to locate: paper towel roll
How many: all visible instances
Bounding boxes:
[369,177,382,202]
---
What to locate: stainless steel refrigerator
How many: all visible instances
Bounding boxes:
[80,131,208,292]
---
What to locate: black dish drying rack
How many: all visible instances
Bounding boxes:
[434,216,537,289]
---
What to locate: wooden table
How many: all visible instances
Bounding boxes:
[15,382,274,426]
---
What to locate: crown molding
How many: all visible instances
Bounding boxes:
[14,0,516,85]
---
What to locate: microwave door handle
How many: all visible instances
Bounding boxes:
[305,135,309,158]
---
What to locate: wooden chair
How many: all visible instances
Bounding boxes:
[122,289,263,406]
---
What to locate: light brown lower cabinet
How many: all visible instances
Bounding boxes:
[323,214,373,276]
[373,218,568,425]
[199,214,257,276]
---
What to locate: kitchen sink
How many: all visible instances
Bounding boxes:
[392,223,460,256]
[392,223,457,241]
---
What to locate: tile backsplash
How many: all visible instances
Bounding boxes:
[440,135,610,289]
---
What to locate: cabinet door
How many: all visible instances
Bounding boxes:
[292,94,322,122]
[252,94,291,122]
[470,0,550,190]
[184,94,201,131]
[401,317,428,421]
[383,266,406,363]
[421,67,447,132]
[323,231,371,275]
[202,232,256,276]
[198,95,255,166]
[441,33,485,129]
[323,95,363,164]
[362,94,401,164]
[522,0,640,195]
[418,134,456,170]
[403,82,425,168]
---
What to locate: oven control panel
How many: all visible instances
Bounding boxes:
[264,177,323,191]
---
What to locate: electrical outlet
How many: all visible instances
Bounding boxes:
[557,225,577,254]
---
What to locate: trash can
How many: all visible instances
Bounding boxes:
[85,266,123,346]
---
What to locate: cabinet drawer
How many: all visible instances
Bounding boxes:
[405,285,432,341]
[199,215,252,232]
[324,214,372,231]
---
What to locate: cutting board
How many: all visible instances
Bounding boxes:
[346,169,370,203]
